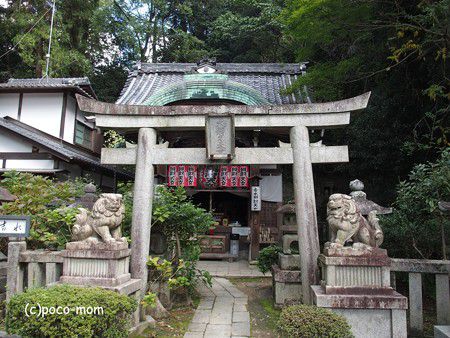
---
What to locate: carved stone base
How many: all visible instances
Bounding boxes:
[60,243,131,287]
[319,251,392,295]
[312,286,407,338]
[314,248,408,337]
[278,253,300,270]
[272,264,302,308]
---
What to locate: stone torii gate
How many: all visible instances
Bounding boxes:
[77,92,371,304]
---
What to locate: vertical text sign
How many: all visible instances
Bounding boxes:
[251,186,261,211]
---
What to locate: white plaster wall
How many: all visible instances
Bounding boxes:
[20,93,63,137]
[64,95,76,143]
[0,93,20,119]
[0,131,31,153]
[0,131,54,169]
[6,159,54,169]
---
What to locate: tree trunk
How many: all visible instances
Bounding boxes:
[146,296,169,319]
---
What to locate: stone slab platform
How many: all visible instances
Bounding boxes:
[312,285,407,309]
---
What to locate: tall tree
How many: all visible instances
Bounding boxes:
[282,0,449,202]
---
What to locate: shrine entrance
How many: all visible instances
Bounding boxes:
[192,191,249,259]
[76,91,370,304]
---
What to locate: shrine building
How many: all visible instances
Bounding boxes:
[117,60,309,261]
[78,59,370,303]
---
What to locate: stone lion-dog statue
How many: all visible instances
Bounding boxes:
[71,193,126,244]
[326,193,383,248]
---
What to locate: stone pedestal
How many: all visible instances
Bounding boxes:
[272,252,302,308]
[60,241,141,295]
[312,247,408,338]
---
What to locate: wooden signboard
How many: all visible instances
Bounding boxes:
[0,215,31,237]
[251,186,261,211]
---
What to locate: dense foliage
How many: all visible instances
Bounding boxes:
[382,150,450,259]
[6,284,137,338]
[256,245,282,274]
[0,1,448,256]
[152,186,214,259]
[0,171,90,249]
[277,304,353,338]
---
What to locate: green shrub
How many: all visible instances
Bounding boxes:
[277,304,353,338]
[382,149,450,259]
[0,171,93,249]
[6,284,137,338]
[257,245,282,273]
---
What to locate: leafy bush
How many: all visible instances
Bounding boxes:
[382,149,450,259]
[257,245,282,273]
[153,186,214,259]
[144,256,212,307]
[0,171,92,249]
[6,284,137,338]
[278,304,353,338]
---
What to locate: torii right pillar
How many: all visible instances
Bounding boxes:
[290,125,321,304]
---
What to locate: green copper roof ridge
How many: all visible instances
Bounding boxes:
[144,74,269,106]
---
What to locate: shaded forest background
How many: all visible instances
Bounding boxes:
[0,0,448,205]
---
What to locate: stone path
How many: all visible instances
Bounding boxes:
[184,277,251,338]
[196,260,269,278]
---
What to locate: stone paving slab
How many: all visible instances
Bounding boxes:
[233,303,247,312]
[232,311,250,323]
[205,324,232,337]
[197,260,269,278]
[188,323,207,332]
[232,322,251,336]
[184,277,251,338]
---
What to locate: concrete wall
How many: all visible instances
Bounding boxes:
[0,93,20,119]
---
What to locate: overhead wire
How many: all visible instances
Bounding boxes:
[0,6,52,61]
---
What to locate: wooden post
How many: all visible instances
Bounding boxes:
[290,125,320,304]
[6,239,26,301]
[408,272,423,334]
[436,273,450,325]
[130,128,157,290]
[250,211,261,260]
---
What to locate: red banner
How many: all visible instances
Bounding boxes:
[218,165,249,187]
[167,165,198,186]
[168,165,248,188]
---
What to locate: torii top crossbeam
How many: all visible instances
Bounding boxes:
[76,92,371,130]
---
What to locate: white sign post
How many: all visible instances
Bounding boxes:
[251,186,261,211]
[0,216,31,237]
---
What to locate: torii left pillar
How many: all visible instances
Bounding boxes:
[130,128,157,298]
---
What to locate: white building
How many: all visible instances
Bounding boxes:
[0,78,131,190]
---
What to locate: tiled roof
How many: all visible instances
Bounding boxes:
[117,62,308,105]
[0,77,97,99]
[0,117,131,179]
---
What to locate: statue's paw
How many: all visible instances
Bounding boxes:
[329,242,344,249]
[352,242,371,250]
[105,238,116,244]
[119,237,128,243]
